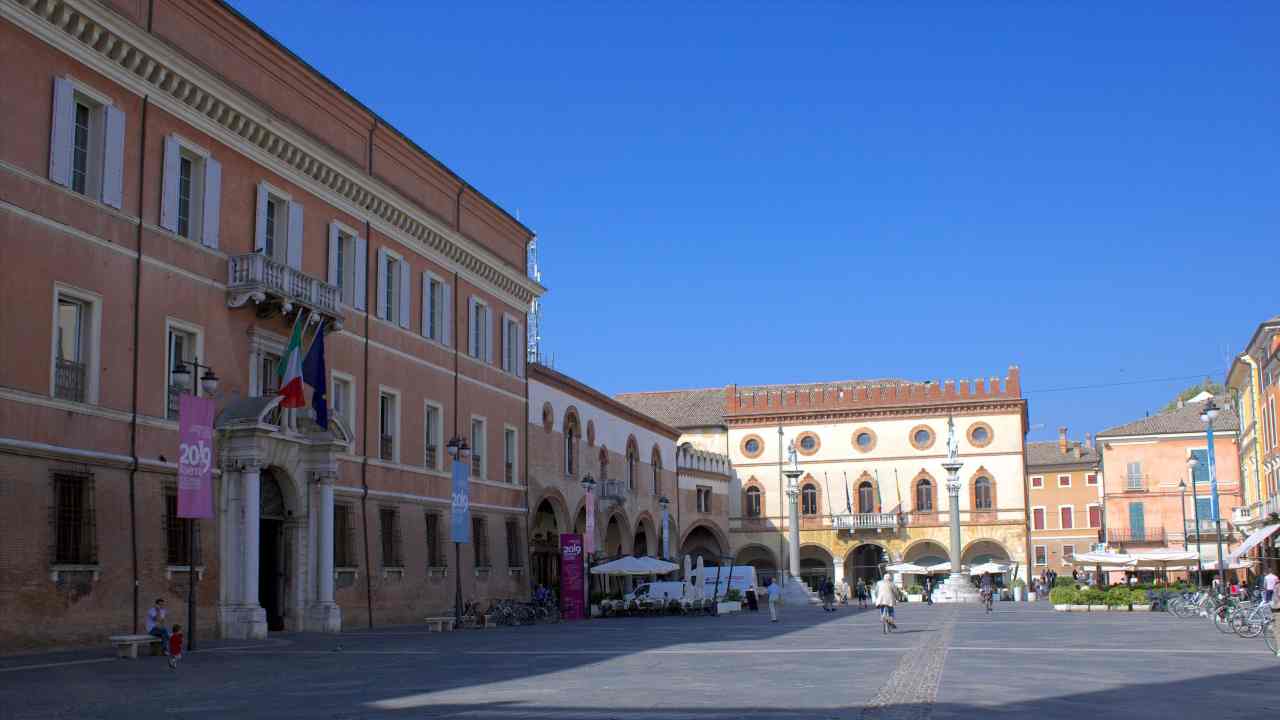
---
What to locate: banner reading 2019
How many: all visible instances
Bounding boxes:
[559,533,585,621]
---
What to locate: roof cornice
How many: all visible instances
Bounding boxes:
[5,0,544,307]
[725,398,1027,427]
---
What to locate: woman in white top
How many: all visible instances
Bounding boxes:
[874,574,898,633]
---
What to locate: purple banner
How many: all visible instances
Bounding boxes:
[177,395,215,518]
[560,533,586,621]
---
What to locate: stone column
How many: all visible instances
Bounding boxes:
[832,557,845,592]
[242,464,261,607]
[317,474,335,604]
[945,460,963,574]
[787,485,801,579]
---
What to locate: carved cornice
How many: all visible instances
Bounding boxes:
[725,399,1028,428]
[5,0,544,307]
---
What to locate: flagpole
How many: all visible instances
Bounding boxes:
[844,472,852,514]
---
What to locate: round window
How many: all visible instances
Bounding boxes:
[744,438,760,454]
[914,428,932,446]
[856,432,873,448]
[972,426,990,443]
[800,436,816,451]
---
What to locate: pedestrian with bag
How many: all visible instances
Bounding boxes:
[766,577,781,622]
[874,573,898,633]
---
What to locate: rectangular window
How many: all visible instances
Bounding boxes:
[1032,507,1045,531]
[51,79,123,207]
[331,374,354,434]
[166,325,198,420]
[1087,505,1101,528]
[1085,473,1098,486]
[425,403,442,470]
[176,155,193,238]
[54,296,90,403]
[1126,461,1143,490]
[1060,506,1074,530]
[379,506,402,568]
[504,428,517,483]
[1058,474,1071,488]
[379,391,398,462]
[1030,476,1043,489]
[52,472,96,565]
[1195,496,1212,521]
[426,276,444,341]
[1034,545,1047,566]
[383,255,399,324]
[164,487,197,565]
[697,486,712,513]
[505,518,522,568]
[334,504,354,567]
[259,352,281,396]
[471,418,486,479]
[1062,545,1075,563]
[473,516,490,567]
[1128,502,1145,538]
[425,512,444,567]
[502,316,522,374]
[264,196,279,260]
[334,229,352,302]
[470,300,490,361]
[71,101,92,195]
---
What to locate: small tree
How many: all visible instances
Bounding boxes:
[1160,380,1224,413]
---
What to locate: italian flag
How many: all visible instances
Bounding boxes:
[277,317,306,408]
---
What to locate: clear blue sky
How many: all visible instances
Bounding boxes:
[232,1,1279,441]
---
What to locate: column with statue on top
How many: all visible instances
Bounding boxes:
[932,416,982,603]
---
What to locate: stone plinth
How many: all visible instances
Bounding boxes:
[930,573,982,603]
[781,576,820,605]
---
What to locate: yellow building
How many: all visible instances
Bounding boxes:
[618,367,1030,590]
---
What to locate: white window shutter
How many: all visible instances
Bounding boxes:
[484,307,494,365]
[501,313,513,372]
[286,201,304,270]
[254,182,268,252]
[101,105,125,209]
[327,222,339,285]
[159,135,180,231]
[376,248,389,320]
[398,260,411,329]
[442,281,452,346]
[353,235,367,311]
[517,322,525,377]
[201,157,221,248]
[467,297,477,357]
[49,78,74,187]
[421,272,430,337]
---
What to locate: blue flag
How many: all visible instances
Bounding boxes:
[302,320,328,429]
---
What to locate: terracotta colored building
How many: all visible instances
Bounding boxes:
[620,368,1031,591]
[1225,317,1280,572]
[1096,396,1241,575]
[1025,429,1103,576]
[0,0,541,650]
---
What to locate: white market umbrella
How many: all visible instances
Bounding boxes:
[923,561,964,575]
[590,556,678,576]
[1202,558,1255,572]
[1127,549,1199,570]
[970,561,1010,575]
[1070,552,1134,567]
[633,556,679,574]
[884,562,929,574]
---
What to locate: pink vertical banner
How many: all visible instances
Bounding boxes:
[177,395,216,518]
[584,490,596,554]
[559,533,585,620]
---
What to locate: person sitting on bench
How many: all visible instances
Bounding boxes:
[146,598,170,654]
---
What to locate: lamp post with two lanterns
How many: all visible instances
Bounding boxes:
[169,357,219,651]
[1189,398,1227,593]
[580,474,596,616]
[446,436,470,628]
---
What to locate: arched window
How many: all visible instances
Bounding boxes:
[746,487,762,517]
[916,478,934,512]
[626,444,637,490]
[801,484,818,515]
[563,414,578,476]
[858,481,875,514]
[974,476,993,510]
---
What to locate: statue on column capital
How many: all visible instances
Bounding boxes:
[787,440,798,470]
[945,415,959,462]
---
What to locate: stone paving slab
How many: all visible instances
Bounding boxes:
[0,602,1274,719]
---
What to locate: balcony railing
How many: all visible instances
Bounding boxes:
[167,384,182,420]
[471,456,482,478]
[54,358,86,402]
[1185,518,1229,538]
[227,252,341,320]
[424,445,437,468]
[599,479,628,504]
[379,434,394,461]
[1106,527,1165,544]
[505,462,514,483]
[831,512,899,531]
[1125,474,1148,492]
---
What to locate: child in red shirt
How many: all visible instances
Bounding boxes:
[167,625,184,669]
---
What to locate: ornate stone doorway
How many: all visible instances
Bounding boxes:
[259,470,286,631]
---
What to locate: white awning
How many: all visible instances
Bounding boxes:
[1069,552,1133,567]
[1228,523,1280,566]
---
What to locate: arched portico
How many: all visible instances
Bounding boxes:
[961,539,1012,565]
[799,544,833,591]
[680,524,725,568]
[531,497,564,590]
[736,544,779,585]
[844,543,888,587]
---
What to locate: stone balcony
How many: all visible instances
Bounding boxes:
[831,512,899,531]
[227,253,344,328]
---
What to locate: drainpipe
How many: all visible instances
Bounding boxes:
[126,94,151,634]
[359,123,375,629]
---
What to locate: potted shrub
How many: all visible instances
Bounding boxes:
[1049,586,1076,611]
[1104,586,1131,611]
[1012,578,1027,602]
[1130,588,1152,612]
[1082,587,1107,611]
[906,583,924,602]
[716,588,742,614]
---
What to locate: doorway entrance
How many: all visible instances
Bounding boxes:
[848,544,886,586]
[259,470,287,632]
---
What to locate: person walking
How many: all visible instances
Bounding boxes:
[980,573,994,613]
[1263,568,1278,606]
[167,625,184,669]
[745,584,759,612]
[923,577,934,606]
[822,578,836,611]
[874,574,898,632]
[856,578,868,609]
[766,578,781,622]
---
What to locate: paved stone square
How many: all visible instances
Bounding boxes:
[1,602,1277,719]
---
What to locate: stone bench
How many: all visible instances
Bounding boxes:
[424,617,454,632]
[110,634,163,659]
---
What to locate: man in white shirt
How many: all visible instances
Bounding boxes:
[1264,569,1278,605]
[766,578,781,622]
[146,597,171,653]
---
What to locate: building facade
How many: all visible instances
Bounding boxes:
[1025,429,1103,576]
[1096,396,1241,575]
[0,0,540,650]
[1225,317,1280,573]
[620,367,1031,590]
[526,365,730,596]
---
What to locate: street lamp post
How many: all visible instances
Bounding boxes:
[658,495,670,560]
[1199,399,1229,594]
[581,474,597,616]
[1179,479,1188,551]
[169,357,219,652]
[446,436,470,628]
[1187,458,1206,585]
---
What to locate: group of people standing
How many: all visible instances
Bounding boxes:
[756,574,902,631]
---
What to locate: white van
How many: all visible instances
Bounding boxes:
[625,581,687,604]
[700,565,758,599]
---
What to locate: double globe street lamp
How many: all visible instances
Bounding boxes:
[169,356,219,651]
[580,474,596,616]
[1189,398,1228,594]
[446,436,470,628]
